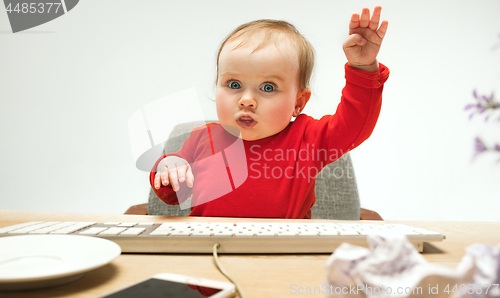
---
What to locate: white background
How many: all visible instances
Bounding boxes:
[1,0,499,221]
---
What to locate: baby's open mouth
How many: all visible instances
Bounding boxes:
[236,116,257,129]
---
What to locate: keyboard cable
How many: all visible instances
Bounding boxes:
[212,243,247,298]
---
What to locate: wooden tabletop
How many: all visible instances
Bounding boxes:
[0,210,499,298]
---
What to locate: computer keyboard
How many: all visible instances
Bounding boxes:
[0,221,445,253]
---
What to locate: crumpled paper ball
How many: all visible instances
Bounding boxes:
[323,233,484,298]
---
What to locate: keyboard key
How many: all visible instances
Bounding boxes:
[137,222,155,226]
[30,225,77,234]
[28,229,51,234]
[75,222,97,229]
[7,229,30,234]
[213,230,234,237]
[158,223,188,230]
[191,230,212,237]
[48,222,78,230]
[150,230,171,236]
[30,222,61,229]
[235,231,255,237]
[277,231,298,237]
[256,230,276,237]
[50,229,75,235]
[118,222,137,227]
[212,223,236,228]
[120,228,146,236]
[7,222,60,234]
[80,227,108,235]
[319,230,339,236]
[169,230,191,237]
[103,222,121,226]
[99,227,127,236]
[339,230,360,236]
[298,231,320,237]
[3,221,44,231]
[50,224,91,235]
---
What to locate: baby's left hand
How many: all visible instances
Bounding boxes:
[343,6,388,72]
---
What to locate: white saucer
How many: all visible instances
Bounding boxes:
[0,235,121,291]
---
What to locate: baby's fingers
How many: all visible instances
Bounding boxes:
[176,163,188,183]
[169,167,180,191]
[160,168,170,187]
[153,168,170,189]
[154,172,162,189]
[368,6,381,31]
[359,8,370,28]
[185,165,194,188]
[343,33,366,49]
[376,20,389,40]
[163,156,192,192]
[349,12,360,30]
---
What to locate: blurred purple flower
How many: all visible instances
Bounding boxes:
[467,34,500,163]
[472,137,500,162]
[473,137,487,160]
[465,90,500,121]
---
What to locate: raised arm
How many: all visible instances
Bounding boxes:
[301,7,390,166]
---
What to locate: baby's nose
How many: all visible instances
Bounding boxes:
[238,95,257,108]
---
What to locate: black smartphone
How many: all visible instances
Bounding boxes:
[100,273,235,298]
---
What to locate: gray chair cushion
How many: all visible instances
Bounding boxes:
[312,154,360,220]
[148,121,360,219]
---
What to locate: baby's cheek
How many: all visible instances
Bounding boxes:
[217,110,231,126]
[268,105,293,129]
[215,99,230,124]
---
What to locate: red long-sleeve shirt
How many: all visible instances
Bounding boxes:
[150,63,389,219]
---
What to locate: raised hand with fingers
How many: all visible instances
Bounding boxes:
[154,156,194,191]
[343,6,388,73]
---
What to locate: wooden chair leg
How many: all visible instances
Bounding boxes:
[125,203,148,215]
[360,208,383,220]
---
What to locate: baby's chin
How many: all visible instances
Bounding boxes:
[218,123,245,139]
[219,124,260,141]
[239,129,283,141]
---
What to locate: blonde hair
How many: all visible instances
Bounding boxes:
[216,19,315,89]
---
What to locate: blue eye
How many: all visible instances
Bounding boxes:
[228,81,241,89]
[261,84,275,92]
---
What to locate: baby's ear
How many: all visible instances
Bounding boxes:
[293,89,311,117]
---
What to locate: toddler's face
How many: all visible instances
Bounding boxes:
[216,40,310,141]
